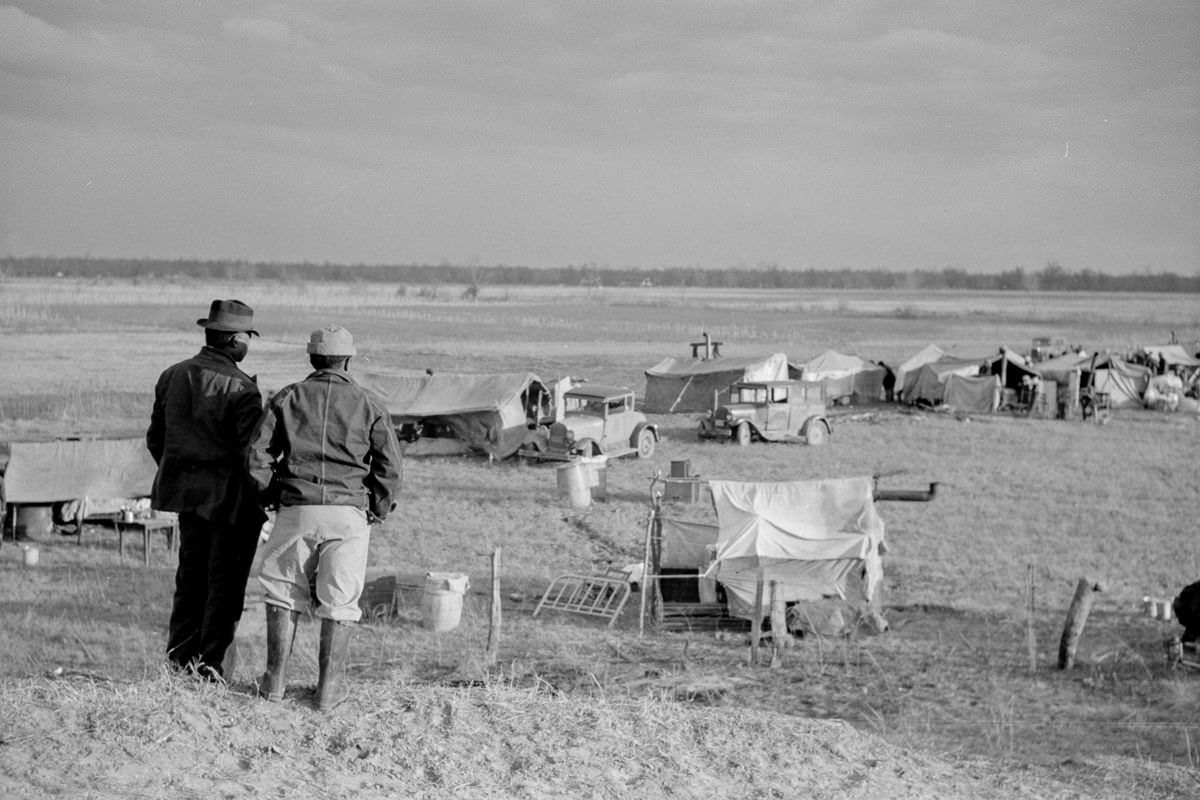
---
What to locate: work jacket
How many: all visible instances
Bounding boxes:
[146,347,263,519]
[248,368,402,521]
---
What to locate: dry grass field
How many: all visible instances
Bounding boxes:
[2,276,1199,799]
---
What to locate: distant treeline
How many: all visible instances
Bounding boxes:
[2,257,1197,293]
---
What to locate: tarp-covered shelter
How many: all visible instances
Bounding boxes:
[895,344,945,401]
[987,349,1041,393]
[1142,345,1200,368]
[797,350,885,404]
[1034,352,1093,384]
[901,357,982,406]
[643,352,789,413]
[943,374,1002,413]
[357,371,550,459]
[702,477,886,620]
[1089,355,1152,409]
[1,438,156,505]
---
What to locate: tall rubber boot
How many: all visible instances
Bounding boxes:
[316,619,352,712]
[259,605,298,701]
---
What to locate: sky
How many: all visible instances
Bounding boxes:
[1,2,1197,274]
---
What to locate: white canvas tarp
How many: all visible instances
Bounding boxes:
[643,352,789,413]
[798,350,886,404]
[703,476,886,620]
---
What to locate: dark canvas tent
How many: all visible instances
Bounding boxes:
[987,349,1041,393]
[643,352,789,413]
[796,350,885,404]
[358,371,551,459]
[943,374,1001,412]
[901,357,982,406]
[895,344,945,401]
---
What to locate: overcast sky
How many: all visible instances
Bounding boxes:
[1,2,1197,274]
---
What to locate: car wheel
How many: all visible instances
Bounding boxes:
[735,422,751,446]
[576,438,599,457]
[804,419,828,445]
[636,428,656,458]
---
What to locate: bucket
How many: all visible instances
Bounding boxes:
[21,544,39,567]
[577,455,608,502]
[556,462,592,509]
[421,572,470,632]
[15,505,54,540]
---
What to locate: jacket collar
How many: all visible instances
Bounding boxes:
[306,367,355,383]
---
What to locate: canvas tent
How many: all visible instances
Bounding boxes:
[987,349,1041,393]
[901,357,982,406]
[943,374,1001,413]
[357,371,551,459]
[797,350,885,404]
[894,344,945,401]
[1141,345,1200,369]
[1,437,157,514]
[643,352,789,413]
[1089,355,1151,408]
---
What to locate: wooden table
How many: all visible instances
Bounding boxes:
[81,515,179,566]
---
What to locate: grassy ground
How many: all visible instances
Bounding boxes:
[1,278,1199,798]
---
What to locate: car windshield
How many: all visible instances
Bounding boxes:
[564,396,606,416]
[733,386,768,403]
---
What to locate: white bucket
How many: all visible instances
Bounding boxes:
[421,572,470,632]
[21,544,39,567]
[556,462,592,509]
[577,455,608,502]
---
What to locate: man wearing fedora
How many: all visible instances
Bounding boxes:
[147,299,268,681]
[248,325,401,711]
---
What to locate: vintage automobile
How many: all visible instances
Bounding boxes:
[520,383,658,461]
[697,380,831,446]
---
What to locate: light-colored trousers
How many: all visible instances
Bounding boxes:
[258,505,370,622]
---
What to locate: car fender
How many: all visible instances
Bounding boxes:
[630,421,659,447]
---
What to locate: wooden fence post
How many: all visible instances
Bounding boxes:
[485,547,502,667]
[1058,578,1102,669]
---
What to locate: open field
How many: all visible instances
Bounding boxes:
[2,277,1199,798]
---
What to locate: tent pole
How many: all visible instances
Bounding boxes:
[638,496,658,638]
[750,572,764,666]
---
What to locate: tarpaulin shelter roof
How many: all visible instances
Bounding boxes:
[1,438,156,504]
[358,371,544,418]
[357,371,549,458]
[797,350,869,381]
[643,352,789,413]
[1142,345,1200,368]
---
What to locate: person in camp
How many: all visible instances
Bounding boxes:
[146,299,267,681]
[247,325,402,711]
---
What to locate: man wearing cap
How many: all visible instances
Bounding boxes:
[147,299,268,681]
[248,325,401,711]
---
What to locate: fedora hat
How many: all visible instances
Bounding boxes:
[307,325,356,357]
[196,299,259,336]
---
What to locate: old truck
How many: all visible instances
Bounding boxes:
[697,380,831,445]
[520,383,659,461]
